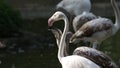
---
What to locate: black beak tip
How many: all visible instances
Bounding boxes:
[48,26,55,31]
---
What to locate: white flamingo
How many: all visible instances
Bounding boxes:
[56,0,91,16]
[48,11,100,68]
[49,27,118,68]
[70,0,120,49]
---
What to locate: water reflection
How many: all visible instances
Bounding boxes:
[0,19,120,68]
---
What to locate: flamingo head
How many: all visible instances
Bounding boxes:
[48,11,65,27]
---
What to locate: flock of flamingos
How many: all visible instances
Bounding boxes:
[48,0,119,68]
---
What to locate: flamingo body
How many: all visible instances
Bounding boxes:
[73,12,97,31]
[56,0,91,16]
[70,17,114,43]
[73,47,118,68]
[61,55,100,68]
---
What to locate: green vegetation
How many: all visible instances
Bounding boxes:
[0,0,23,38]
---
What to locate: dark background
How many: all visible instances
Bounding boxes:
[0,0,119,68]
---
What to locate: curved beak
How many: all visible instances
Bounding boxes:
[48,18,54,27]
[69,35,76,43]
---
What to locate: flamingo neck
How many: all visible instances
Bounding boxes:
[111,0,120,33]
[58,16,69,63]
[54,29,68,56]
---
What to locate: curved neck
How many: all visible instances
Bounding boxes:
[52,29,68,56]
[111,0,120,32]
[58,16,69,63]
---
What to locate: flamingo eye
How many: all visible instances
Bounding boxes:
[54,15,56,17]
[59,15,62,17]
[54,14,59,18]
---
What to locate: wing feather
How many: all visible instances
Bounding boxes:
[77,18,113,37]
[73,47,118,68]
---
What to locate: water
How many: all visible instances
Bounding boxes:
[0,18,120,68]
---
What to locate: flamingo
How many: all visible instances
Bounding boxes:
[71,12,97,47]
[49,27,118,68]
[73,47,118,68]
[48,11,100,68]
[56,0,92,31]
[73,11,97,32]
[70,0,120,49]
[56,0,91,16]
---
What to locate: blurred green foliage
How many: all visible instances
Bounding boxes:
[0,0,23,38]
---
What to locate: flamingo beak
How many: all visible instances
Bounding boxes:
[48,18,54,27]
[69,35,76,43]
[48,18,55,30]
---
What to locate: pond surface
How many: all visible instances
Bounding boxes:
[0,18,120,68]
